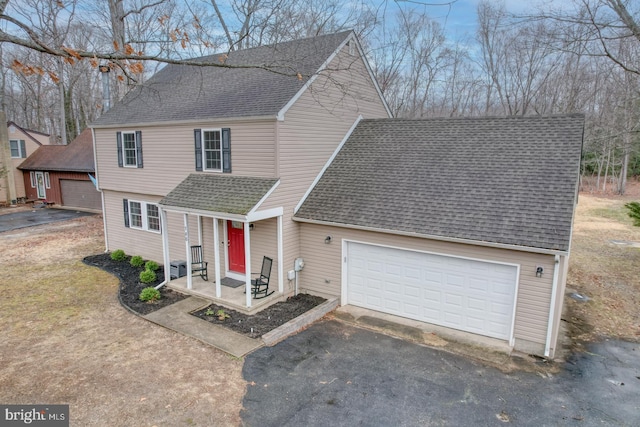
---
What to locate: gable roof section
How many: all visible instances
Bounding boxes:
[294,115,584,253]
[7,121,50,146]
[159,174,279,216]
[18,128,94,172]
[91,31,354,127]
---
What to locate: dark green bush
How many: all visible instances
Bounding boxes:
[625,201,640,226]
[139,286,161,302]
[110,249,126,261]
[139,269,157,284]
[145,260,159,271]
[130,255,145,268]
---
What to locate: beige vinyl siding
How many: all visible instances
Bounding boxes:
[258,46,389,291]
[103,190,164,261]
[94,119,277,195]
[298,223,557,348]
[6,129,42,200]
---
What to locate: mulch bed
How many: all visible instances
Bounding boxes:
[83,253,187,315]
[192,294,326,339]
[84,252,326,337]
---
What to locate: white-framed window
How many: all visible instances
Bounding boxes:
[203,129,222,171]
[194,128,231,173]
[116,131,143,168]
[123,199,161,233]
[122,132,137,167]
[10,140,26,158]
[30,171,36,188]
[44,172,50,189]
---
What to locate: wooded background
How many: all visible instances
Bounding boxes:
[1,0,638,194]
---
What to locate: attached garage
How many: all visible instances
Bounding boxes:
[294,115,584,358]
[61,179,101,210]
[345,242,518,341]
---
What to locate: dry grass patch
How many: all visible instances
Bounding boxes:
[0,215,245,426]
[566,193,640,345]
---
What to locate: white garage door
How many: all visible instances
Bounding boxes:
[346,242,518,341]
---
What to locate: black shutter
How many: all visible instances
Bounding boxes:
[194,129,202,171]
[222,128,231,173]
[20,140,26,158]
[123,199,130,228]
[135,131,143,168]
[116,132,123,167]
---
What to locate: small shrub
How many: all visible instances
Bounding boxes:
[625,201,640,226]
[139,286,161,302]
[205,307,215,316]
[130,255,145,267]
[216,309,230,321]
[139,269,157,284]
[110,249,126,261]
[145,260,159,271]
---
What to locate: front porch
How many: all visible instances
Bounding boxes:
[167,274,286,314]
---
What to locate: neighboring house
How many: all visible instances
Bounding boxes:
[18,128,101,211]
[1,121,51,204]
[91,31,583,358]
[294,116,584,358]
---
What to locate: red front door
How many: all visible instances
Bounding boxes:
[227,220,245,273]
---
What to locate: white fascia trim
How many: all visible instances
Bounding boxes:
[276,32,354,121]
[247,206,284,222]
[89,115,276,129]
[158,204,247,221]
[294,115,363,214]
[352,34,393,118]
[248,180,281,214]
[293,217,569,256]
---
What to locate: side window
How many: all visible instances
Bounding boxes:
[9,140,26,158]
[117,131,143,168]
[123,199,161,233]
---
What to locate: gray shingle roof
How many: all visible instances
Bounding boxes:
[91,31,352,126]
[294,115,584,252]
[159,174,279,215]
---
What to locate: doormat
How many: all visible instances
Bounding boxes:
[221,277,244,288]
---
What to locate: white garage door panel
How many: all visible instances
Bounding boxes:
[347,242,518,341]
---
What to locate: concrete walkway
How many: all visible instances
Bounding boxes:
[144,297,264,358]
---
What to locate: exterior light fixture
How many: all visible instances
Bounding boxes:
[536,266,544,277]
[324,235,332,244]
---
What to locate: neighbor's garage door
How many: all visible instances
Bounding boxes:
[60,179,101,210]
[346,242,518,340]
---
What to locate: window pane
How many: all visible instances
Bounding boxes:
[123,133,137,166]
[10,140,19,157]
[203,130,221,170]
[147,204,160,231]
[130,201,142,228]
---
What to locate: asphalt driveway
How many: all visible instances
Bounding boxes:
[242,320,639,426]
[0,208,94,232]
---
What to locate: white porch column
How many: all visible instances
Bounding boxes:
[184,213,192,290]
[244,221,252,308]
[197,215,203,246]
[213,218,221,298]
[277,215,283,293]
[161,208,170,284]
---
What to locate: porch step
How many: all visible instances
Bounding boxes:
[144,297,263,357]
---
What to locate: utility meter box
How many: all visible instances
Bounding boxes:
[294,257,305,271]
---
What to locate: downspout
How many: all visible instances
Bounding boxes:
[544,255,561,358]
[155,207,170,290]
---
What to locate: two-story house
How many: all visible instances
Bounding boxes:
[91,31,583,359]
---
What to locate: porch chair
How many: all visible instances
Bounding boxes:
[252,256,274,299]
[190,245,208,281]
